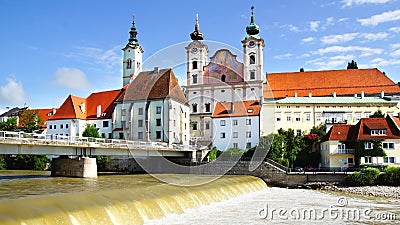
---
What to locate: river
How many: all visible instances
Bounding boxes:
[0,170,399,224]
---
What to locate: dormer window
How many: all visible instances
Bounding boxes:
[80,103,85,113]
[371,129,387,135]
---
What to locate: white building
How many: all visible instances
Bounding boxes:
[185,8,264,146]
[212,100,260,150]
[113,68,190,145]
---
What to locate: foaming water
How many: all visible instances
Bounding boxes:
[0,174,266,224]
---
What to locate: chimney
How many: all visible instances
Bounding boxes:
[380,91,385,98]
[361,91,364,99]
[154,67,159,73]
[52,108,56,115]
[354,94,358,98]
[332,92,336,98]
[230,102,234,113]
[308,92,312,98]
[294,92,298,97]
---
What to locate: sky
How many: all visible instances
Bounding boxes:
[1,0,400,113]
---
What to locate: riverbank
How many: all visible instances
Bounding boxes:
[302,182,400,199]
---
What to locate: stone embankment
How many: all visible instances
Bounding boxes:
[303,182,400,199]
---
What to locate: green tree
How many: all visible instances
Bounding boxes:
[82,124,100,138]
[207,147,219,161]
[0,117,17,131]
[347,60,358,69]
[11,155,49,170]
[0,156,6,170]
[369,110,385,118]
[18,109,43,133]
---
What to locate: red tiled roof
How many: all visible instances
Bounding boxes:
[324,125,353,141]
[212,100,261,118]
[35,108,57,130]
[264,68,400,99]
[123,68,188,104]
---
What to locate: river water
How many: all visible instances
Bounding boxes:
[0,170,399,224]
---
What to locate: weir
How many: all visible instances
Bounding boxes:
[0,175,267,225]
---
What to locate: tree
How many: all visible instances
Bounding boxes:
[300,67,304,72]
[18,109,43,133]
[0,117,17,131]
[82,124,100,138]
[369,110,385,118]
[207,147,219,161]
[347,60,358,69]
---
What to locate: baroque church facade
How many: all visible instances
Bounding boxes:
[185,8,264,146]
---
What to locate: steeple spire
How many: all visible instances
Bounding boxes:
[246,6,260,37]
[190,13,204,40]
[128,15,139,46]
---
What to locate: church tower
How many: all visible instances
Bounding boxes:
[242,6,264,100]
[122,15,144,87]
[185,14,208,86]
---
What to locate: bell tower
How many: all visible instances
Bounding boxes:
[122,15,144,87]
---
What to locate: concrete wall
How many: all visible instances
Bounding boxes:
[51,157,97,178]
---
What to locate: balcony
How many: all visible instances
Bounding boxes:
[331,148,355,155]
[325,119,347,125]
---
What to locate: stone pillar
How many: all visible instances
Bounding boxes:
[51,157,97,178]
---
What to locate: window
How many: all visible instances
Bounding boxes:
[220,132,226,138]
[138,132,143,140]
[365,112,371,118]
[286,113,292,122]
[103,121,109,128]
[347,113,352,122]
[379,130,387,135]
[138,108,143,115]
[356,112,362,120]
[382,142,395,149]
[156,106,161,114]
[138,119,143,127]
[173,120,176,127]
[156,119,161,126]
[296,129,302,136]
[233,132,238,138]
[205,122,210,130]
[276,113,282,122]
[220,120,226,126]
[338,143,346,150]
[192,74,198,84]
[364,156,372,164]
[250,71,255,79]
[246,142,252,149]
[246,131,251,138]
[295,113,301,122]
[192,122,198,130]
[384,157,396,163]
[205,103,211,112]
[233,143,238,148]
[119,132,124,139]
[246,119,251,125]
[316,113,321,122]
[365,142,373,149]
[233,119,238,126]
[156,131,162,139]
[249,54,255,64]
[221,74,226,82]
[122,109,126,116]
[49,125,52,129]
[192,61,198,69]
[127,59,132,69]
[371,129,387,135]
[305,113,311,122]
[192,104,198,113]
[60,124,63,129]
[66,124,69,129]
[54,125,56,129]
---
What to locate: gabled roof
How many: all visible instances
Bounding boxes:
[123,68,188,104]
[264,68,400,99]
[35,108,57,130]
[212,100,260,118]
[0,107,27,118]
[49,95,86,120]
[324,116,400,141]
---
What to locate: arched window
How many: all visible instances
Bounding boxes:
[192,74,198,84]
[205,103,211,112]
[221,74,226,82]
[127,59,132,69]
[192,103,198,113]
[249,55,256,65]
[192,61,198,69]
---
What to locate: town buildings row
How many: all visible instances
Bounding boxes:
[2,8,400,168]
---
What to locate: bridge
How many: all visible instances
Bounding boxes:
[0,131,208,178]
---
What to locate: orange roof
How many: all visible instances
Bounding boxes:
[49,89,123,121]
[212,100,260,118]
[35,108,57,130]
[264,68,400,99]
[324,125,353,141]
[123,68,188,104]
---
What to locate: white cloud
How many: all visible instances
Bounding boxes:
[389,27,400,32]
[320,33,359,44]
[391,49,400,57]
[301,37,315,43]
[305,55,355,70]
[358,9,400,26]
[65,46,121,71]
[288,25,300,32]
[361,32,389,41]
[338,18,349,22]
[312,45,383,57]
[342,0,393,7]
[53,68,90,90]
[309,21,320,32]
[0,78,25,106]
[326,17,335,25]
[370,58,400,67]
[391,43,400,49]
[273,53,293,60]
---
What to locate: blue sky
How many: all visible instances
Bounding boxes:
[1,0,400,113]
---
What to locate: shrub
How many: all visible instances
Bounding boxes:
[346,167,380,186]
[384,166,400,186]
